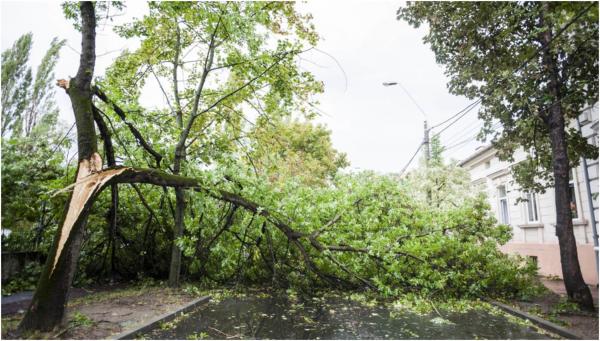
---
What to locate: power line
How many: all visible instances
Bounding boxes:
[442,119,482,146]
[444,136,476,152]
[433,101,480,137]
[443,122,502,153]
[400,142,423,176]
[396,81,428,119]
[305,101,333,118]
[313,47,348,93]
[443,88,581,157]
[430,99,481,130]
[49,122,76,156]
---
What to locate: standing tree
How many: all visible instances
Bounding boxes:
[1,33,65,137]
[247,119,349,186]
[2,33,32,137]
[1,33,68,253]
[97,1,321,286]
[17,1,321,332]
[404,135,476,209]
[399,2,598,309]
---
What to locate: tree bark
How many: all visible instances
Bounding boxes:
[92,87,162,168]
[168,187,186,286]
[540,2,594,310]
[92,105,119,277]
[18,2,99,333]
[547,107,594,310]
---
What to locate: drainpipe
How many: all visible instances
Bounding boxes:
[576,116,599,277]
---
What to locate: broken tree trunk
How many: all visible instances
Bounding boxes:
[15,3,408,332]
[17,2,103,333]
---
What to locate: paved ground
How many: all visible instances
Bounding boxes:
[506,278,600,340]
[1,288,92,315]
[1,286,199,339]
[540,278,599,305]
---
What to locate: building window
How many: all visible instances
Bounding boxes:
[525,192,540,223]
[569,169,579,220]
[528,255,538,266]
[485,160,491,169]
[498,185,510,224]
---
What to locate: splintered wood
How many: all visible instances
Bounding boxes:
[56,79,70,90]
[51,153,127,274]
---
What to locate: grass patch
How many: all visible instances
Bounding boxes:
[186,331,209,339]
[70,312,93,328]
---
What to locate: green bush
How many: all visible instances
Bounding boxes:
[2,262,42,295]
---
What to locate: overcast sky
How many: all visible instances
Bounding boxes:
[1,0,486,173]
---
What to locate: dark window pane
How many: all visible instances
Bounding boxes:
[569,184,578,219]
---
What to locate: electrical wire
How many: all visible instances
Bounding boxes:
[430,99,481,130]
[399,142,423,176]
[396,81,428,119]
[443,122,502,154]
[442,119,482,146]
[432,101,480,137]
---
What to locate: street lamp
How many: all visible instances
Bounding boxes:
[382,81,430,166]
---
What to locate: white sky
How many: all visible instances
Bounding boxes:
[1,0,487,173]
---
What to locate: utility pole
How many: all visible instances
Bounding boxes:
[383,81,433,202]
[423,119,432,202]
[423,120,430,166]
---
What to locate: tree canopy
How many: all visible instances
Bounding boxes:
[398,0,598,310]
[1,33,69,255]
[398,1,599,193]
[3,2,574,334]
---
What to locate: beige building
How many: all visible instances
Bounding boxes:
[459,104,599,285]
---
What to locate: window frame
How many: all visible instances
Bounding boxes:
[497,184,510,225]
[525,192,540,224]
[568,168,582,221]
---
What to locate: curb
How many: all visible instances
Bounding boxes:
[487,299,583,340]
[111,296,210,340]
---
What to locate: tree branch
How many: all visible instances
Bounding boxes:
[92,86,163,167]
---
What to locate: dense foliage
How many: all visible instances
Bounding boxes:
[398,0,598,310]
[1,33,70,254]
[398,1,599,193]
[2,3,544,303]
[64,157,540,300]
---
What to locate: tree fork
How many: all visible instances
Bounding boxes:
[92,105,119,277]
[92,86,163,168]
[17,2,103,333]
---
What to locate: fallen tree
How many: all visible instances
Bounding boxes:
[17,1,544,334]
[16,4,366,331]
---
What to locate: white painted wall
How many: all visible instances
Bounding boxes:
[461,106,599,247]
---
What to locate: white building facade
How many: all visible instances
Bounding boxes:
[459,104,599,285]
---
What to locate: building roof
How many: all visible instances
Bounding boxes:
[458,144,494,167]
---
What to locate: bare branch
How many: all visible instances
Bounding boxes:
[173,22,183,126]
[149,65,176,115]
